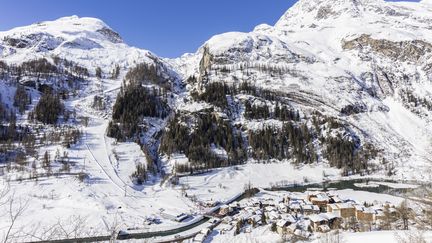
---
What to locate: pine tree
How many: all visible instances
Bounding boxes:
[34,91,64,124]
[131,163,147,185]
[14,85,30,113]
[95,67,102,79]
[110,65,120,79]
[42,151,51,176]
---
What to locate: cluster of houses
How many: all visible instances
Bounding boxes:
[211,190,400,239]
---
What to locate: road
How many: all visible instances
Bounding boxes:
[26,189,251,243]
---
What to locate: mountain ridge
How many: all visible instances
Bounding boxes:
[165,0,432,180]
[1,0,432,181]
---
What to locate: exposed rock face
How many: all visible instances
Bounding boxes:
[199,45,212,79]
[342,34,432,63]
[3,33,64,51]
[96,27,123,44]
[316,5,338,20]
[62,37,103,50]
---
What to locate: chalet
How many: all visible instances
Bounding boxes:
[217,223,234,235]
[329,195,343,203]
[309,213,342,231]
[289,203,302,213]
[327,204,339,213]
[222,216,234,224]
[329,203,356,219]
[161,212,189,222]
[275,214,296,233]
[209,217,221,225]
[294,228,311,239]
[267,211,280,221]
[301,204,320,215]
[286,194,306,205]
[278,202,288,213]
[193,233,206,243]
[276,219,289,234]
[374,210,385,222]
[355,206,375,223]
[175,213,189,222]
[309,193,330,211]
[247,198,260,207]
[287,223,298,234]
[201,228,211,236]
[194,227,211,242]
[322,213,343,229]
[249,215,262,226]
[236,211,252,221]
[219,205,231,216]
[283,214,297,224]
[309,214,328,231]
[263,198,276,206]
[265,205,277,213]
[244,207,256,216]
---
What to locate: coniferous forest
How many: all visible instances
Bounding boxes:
[105,74,381,176]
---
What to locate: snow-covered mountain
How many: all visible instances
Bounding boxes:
[1,0,432,241]
[1,0,431,180]
[169,0,432,180]
[0,15,176,79]
[0,15,184,240]
[0,0,430,182]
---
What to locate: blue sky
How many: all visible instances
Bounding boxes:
[0,0,420,57]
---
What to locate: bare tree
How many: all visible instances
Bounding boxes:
[379,206,395,230]
[24,215,94,241]
[319,230,344,243]
[0,182,28,243]
[243,181,255,198]
[397,200,412,230]
[395,230,428,243]
[409,186,432,230]
[395,186,432,243]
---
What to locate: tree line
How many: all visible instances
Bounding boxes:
[244,100,300,121]
[124,62,171,90]
[107,83,169,141]
[160,111,247,173]
[0,58,90,96]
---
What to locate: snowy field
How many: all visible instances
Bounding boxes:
[0,116,197,240]
[207,227,432,243]
[178,163,340,203]
[315,231,432,243]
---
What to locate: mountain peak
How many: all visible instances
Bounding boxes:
[292,0,384,8]
[1,15,123,47]
[275,0,389,29]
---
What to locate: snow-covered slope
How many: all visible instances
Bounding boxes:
[0,16,183,241]
[169,0,432,180]
[0,15,175,78]
[1,2,432,240]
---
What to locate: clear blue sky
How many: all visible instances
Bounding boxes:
[0,0,420,58]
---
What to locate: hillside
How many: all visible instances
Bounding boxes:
[0,0,432,241]
[167,0,432,180]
